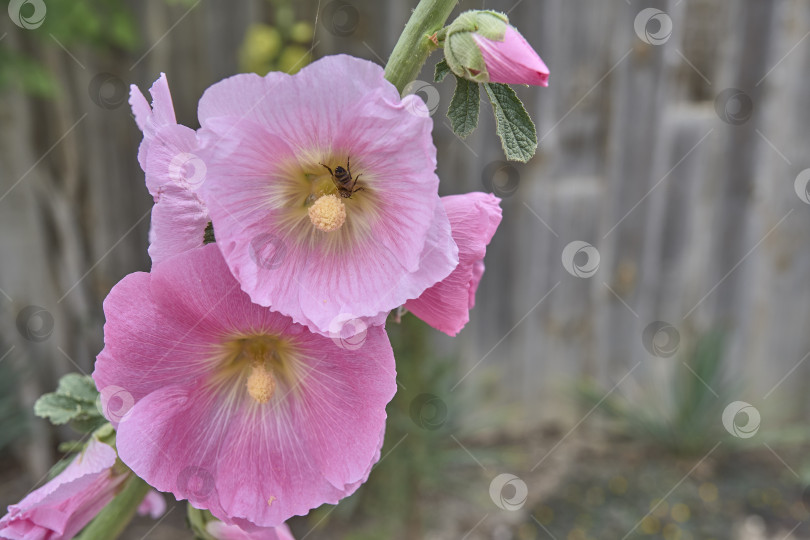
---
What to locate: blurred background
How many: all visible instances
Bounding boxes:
[1,0,810,538]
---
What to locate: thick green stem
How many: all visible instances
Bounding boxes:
[384,0,459,93]
[76,474,150,540]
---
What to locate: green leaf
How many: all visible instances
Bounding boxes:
[447,76,480,138]
[434,59,451,83]
[34,393,87,425]
[56,374,98,404]
[34,373,104,432]
[483,83,538,162]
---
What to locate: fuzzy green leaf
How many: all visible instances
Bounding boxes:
[448,76,480,138]
[434,59,452,83]
[56,373,98,404]
[34,393,87,425]
[484,83,537,162]
[34,373,104,431]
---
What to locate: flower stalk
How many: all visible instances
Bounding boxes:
[75,474,150,540]
[384,0,459,93]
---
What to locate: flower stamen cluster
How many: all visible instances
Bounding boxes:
[308,194,346,232]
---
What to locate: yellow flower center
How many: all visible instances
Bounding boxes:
[307,194,346,232]
[246,363,276,404]
[211,334,301,406]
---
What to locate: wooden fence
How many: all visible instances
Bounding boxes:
[1,0,809,477]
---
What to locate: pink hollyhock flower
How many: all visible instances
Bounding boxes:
[405,193,502,335]
[0,439,125,540]
[195,55,458,336]
[473,25,549,87]
[130,73,210,264]
[207,521,295,540]
[92,244,396,529]
[137,490,167,519]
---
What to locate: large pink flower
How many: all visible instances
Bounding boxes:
[130,74,210,264]
[0,439,124,540]
[406,193,502,335]
[196,55,458,336]
[92,244,396,528]
[473,25,549,86]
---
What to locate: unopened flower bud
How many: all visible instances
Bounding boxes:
[444,10,549,87]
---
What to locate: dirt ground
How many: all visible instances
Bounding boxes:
[1,423,808,540]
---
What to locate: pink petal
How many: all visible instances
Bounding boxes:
[128,73,209,265]
[130,73,179,171]
[143,124,201,196]
[474,26,549,87]
[405,193,502,335]
[148,184,209,265]
[144,73,178,127]
[94,271,211,411]
[197,55,401,129]
[128,85,150,132]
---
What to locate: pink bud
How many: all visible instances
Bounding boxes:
[473,26,549,87]
[137,490,167,519]
[0,440,125,540]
